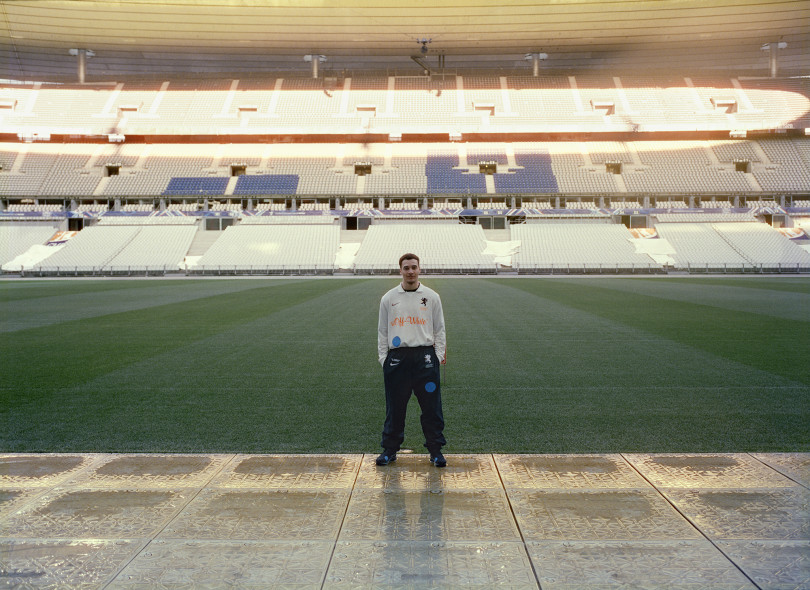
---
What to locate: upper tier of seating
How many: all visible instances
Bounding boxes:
[1,75,807,136]
[2,138,808,197]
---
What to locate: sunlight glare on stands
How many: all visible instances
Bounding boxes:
[250,242,280,255]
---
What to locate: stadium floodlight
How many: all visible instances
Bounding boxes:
[304,55,327,79]
[69,49,94,83]
[761,42,788,78]
[525,53,548,76]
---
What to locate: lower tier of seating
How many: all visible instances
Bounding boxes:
[353,223,497,273]
[5,217,808,275]
[0,224,58,267]
[656,222,810,271]
[29,224,196,273]
[512,223,660,272]
[192,223,339,273]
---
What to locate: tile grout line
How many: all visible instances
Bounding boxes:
[746,452,810,491]
[620,453,763,590]
[318,453,364,590]
[490,453,544,590]
[5,453,803,586]
[1,453,110,512]
[100,453,238,589]
[0,454,117,583]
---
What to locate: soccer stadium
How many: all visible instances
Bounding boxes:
[1,1,809,587]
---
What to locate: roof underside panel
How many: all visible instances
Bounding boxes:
[1,0,807,79]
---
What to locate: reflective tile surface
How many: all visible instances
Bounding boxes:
[3,488,194,539]
[210,454,361,489]
[160,488,351,541]
[1,539,147,589]
[1,452,807,588]
[0,454,100,489]
[108,540,334,589]
[354,453,501,490]
[752,453,810,488]
[508,488,704,541]
[0,487,48,519]
[66,454,232,489]
[661,488,810,540]
[325,541,539,589]
[340,488,520,542]
[715,540,810,589]
[495,454,648,489]
[625,453,799,489]
[527,540,755,589]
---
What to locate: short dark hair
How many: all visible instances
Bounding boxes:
[399,253,420,268]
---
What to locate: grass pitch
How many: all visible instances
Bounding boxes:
[1,277,808,454]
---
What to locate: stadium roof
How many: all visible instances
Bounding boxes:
[1,0,808,80]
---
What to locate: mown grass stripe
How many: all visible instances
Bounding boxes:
[2,279,382,453]
[0,280,362,395]
[0,279,176,302]
[2,278,808,454]
[494,278,810,386]
[1,279,311,333]
[643,276,810,294]
[574,277,808,323]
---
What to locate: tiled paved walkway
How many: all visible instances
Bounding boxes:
[1,453,808,588]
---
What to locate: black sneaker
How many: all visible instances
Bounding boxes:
[376,451,397,466]
[429,452,447,468]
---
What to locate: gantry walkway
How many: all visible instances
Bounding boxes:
[1,453,808,588]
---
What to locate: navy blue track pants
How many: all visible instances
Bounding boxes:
[381,345,446,453]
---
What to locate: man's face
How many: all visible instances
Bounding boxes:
[400,258,420,288]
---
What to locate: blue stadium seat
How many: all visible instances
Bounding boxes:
[233,175,300,195]
[494,150,559,194]
[163,177,230,195]
[426,154,487,194]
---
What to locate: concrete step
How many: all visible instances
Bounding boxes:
[185,229,222,257]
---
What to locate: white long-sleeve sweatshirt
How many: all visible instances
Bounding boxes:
[378,282,446,365]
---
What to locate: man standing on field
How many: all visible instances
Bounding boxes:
[376,253,447,467]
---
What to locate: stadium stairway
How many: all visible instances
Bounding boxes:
[185,228,222,257]
[1,452,807,587]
